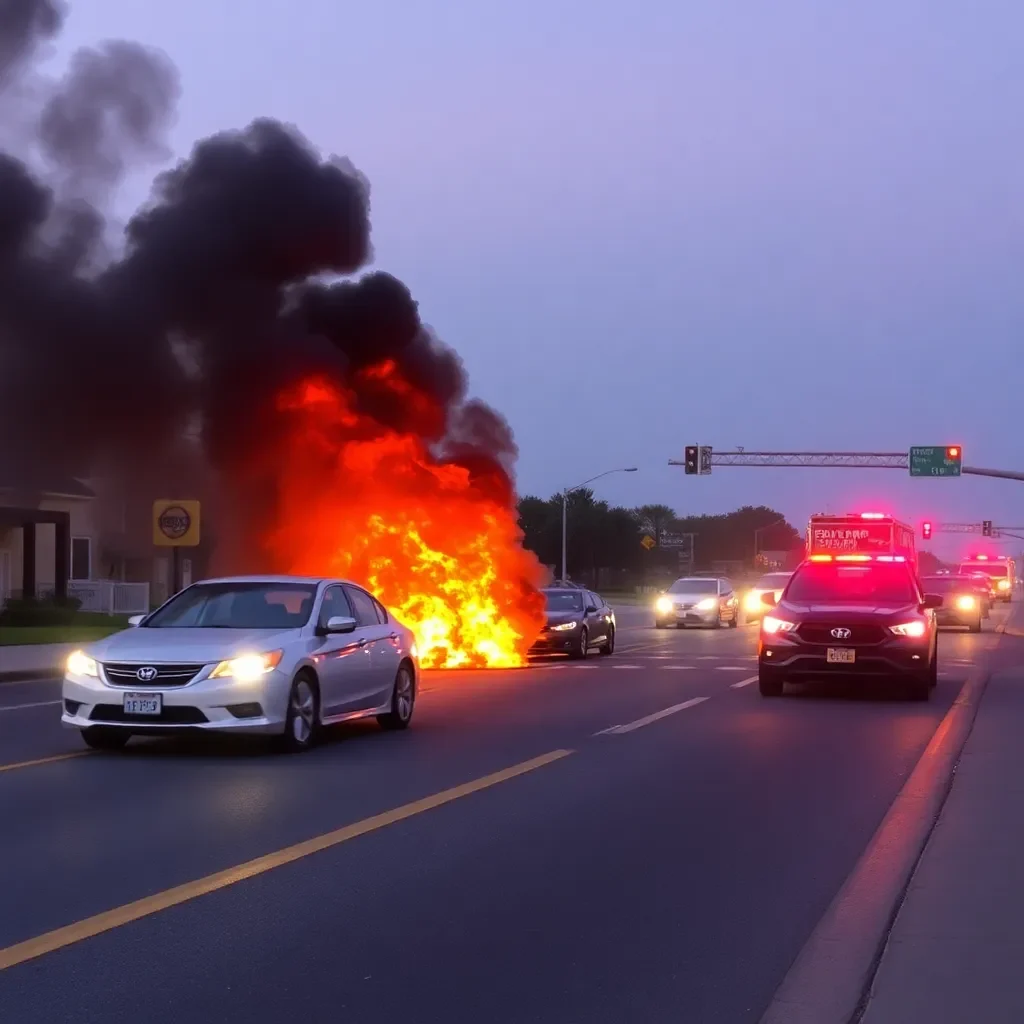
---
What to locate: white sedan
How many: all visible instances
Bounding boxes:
[62,575,418,753]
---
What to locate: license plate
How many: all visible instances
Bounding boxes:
[826,648,856,664]
[122,692,162,715]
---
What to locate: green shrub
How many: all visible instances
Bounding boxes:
[0,596,83,627]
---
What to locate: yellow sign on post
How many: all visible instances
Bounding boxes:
[641,534,656,551]
[153,500,201,547]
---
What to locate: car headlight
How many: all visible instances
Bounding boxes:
[66,650,98,677]
[696,598,717,611]
[744,591,763,611]
[655,596,673,613]
[890,620,927,638]
[998,579,1011,590]
[762,615,796,635]
[210,650,284,682]
[550,621,578,632]
[955,595,976,611]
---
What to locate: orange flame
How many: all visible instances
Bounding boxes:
[267,373,546,668]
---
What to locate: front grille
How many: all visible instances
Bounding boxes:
[90,704,208,724]
[102,663,205,687]
[795,624,888,645]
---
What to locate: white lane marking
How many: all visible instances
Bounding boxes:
[594,697,710,736]
[662,665,695,670]
[715,666,749,671]
[731,676,758,689]
[0,700,61,713]
[696,656,720,660]
[573,665,600,670]
[612,664,643,670]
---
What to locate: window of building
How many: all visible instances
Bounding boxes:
[71,537,92,581]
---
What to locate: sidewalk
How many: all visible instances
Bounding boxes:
[862,657,1024,1023]
[0,643,76,682]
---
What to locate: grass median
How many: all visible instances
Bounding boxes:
[0,615,130,646]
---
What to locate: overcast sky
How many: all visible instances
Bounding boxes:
[54,0,1024,560]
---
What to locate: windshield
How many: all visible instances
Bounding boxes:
[755,574,791,590]
[144,582,318,629]
[663,581,720,598]
[668,579,718,594]
[958,562,1007,578]
[922,576,985,593]
[785,564,918,604]
[544,591,583,612]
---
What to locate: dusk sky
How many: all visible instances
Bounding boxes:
[51,1,1024,560]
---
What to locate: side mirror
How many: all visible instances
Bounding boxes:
[324,615,358,634]
[922,594,944,610]
[128,614,145,627]
[760,592,778,608]
[585,605,598,614]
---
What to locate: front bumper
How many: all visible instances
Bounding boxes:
[61,668,292,735]
[529,627,583,654]
[655,607,719,626]
[935,609,981,628]
[759,636,933,679]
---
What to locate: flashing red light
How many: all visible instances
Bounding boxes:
[860,512,886,519]
[922,521,932,540]
[947,446,960,459]
[976,554,989,560]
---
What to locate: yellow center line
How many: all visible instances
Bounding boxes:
[0,751,91,774]
[0,747,574,972]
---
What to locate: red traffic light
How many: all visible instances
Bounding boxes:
[947,446,960,459]
[922,521,932,540]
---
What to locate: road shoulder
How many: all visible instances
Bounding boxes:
[861,658,1024,1022]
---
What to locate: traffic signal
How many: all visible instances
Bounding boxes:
[983,520,993,537]
[946,445,962,469]
[684,446,698,475]
[922,521,932,540]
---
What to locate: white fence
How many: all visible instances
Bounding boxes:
[67,580,151,615]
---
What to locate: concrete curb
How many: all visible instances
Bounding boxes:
[759,667,997,1023]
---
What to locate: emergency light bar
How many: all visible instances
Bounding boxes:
[808,554,907,563]
[859,512,886,519]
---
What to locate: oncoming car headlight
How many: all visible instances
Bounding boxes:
[210,650,284,682]
[66,650,98,677]
[998,579,1011,591]
[655,596,673,614]
[550,621,578,632]
[744,591,763,612]
[696,598,717,611]
[955,595,977,611]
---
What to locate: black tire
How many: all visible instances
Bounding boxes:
[655,620,669,629]
[969,617,982,633]
[81,727,130,751]
[598,625,615,656]
[758,669,784,697]
[378,662,416,730]
[729,609,739,628]
[279,672,320,752]
[569,627,589,660]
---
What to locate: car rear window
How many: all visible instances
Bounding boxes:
[921,576,984,593]
[958,563,1007,578]
[786,564,918,604]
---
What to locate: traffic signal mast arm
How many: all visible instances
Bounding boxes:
[668,451,1024,481]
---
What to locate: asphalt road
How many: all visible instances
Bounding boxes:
[0,605,1011,1023]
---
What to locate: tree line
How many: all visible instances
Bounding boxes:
[517,492,804,586]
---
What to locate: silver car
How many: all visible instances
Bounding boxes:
[654,576,740,628]
[62,575,419,753]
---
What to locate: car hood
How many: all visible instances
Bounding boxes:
[779,600,920,619]
[663,592,717,603]
[544,610,582,626]
[85,627,301,663]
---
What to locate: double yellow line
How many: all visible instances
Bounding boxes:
[0,748,573,971]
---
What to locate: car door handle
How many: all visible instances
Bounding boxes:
[388,632,398,640]
[357,638,368,647]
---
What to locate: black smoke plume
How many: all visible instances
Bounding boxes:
[0,0,518,570]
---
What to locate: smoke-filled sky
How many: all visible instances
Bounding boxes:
[10,0,1024,562]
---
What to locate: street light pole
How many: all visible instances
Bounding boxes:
[560,467,638,581]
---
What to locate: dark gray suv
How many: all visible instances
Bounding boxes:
[530,582,616,659]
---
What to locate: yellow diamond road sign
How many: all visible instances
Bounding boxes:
[641,534,656,550]
[153,500,201,547]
